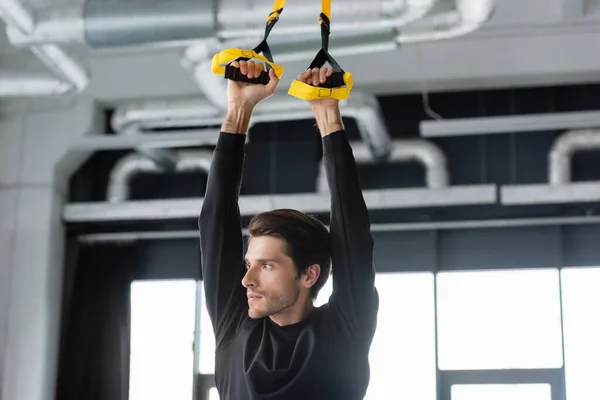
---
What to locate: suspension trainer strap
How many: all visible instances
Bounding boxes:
[212,0,286,84]
[288,0,353,100]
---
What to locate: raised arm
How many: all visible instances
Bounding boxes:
[300,67,379,340]
[199,61,279,347]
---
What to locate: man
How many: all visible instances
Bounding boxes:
[199,59,379,400]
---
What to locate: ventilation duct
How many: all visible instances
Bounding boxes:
[217,0,437,38]
[66,133,496,223]
[501,129,600,205]
[396,0,494,43]
[6,0,435,47]
[0,0,88,97]
[0,74,72,96]
[107,149,213,202]
[112,93,393,160]
[316,139,448,192]
[549,129,600,185]
[110,99,223,169]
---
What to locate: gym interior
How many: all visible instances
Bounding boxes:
[1,0,600,399]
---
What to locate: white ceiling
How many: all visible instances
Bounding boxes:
[2,0,600,105]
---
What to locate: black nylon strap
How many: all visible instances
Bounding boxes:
[225,16,279,84]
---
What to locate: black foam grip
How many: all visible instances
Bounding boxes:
[224,64,270,85]
[318,71,345,88]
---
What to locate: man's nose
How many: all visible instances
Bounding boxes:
[242,267,256,288]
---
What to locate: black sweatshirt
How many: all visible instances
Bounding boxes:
[199,130,379,400]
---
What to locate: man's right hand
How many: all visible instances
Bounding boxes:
[226,60,279,109]
[221,60,279,134]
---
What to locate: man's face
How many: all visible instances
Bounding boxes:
[242,235,302,319]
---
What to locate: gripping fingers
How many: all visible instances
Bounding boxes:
[229,59,266,81]
[298,67,334,86]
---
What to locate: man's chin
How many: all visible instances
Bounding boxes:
[248,309,267,319]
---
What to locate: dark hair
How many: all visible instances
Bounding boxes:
[248,209,331,299]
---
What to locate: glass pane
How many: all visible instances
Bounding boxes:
[208,387,220,400]
[451,383,551,400]
[437,269,563,370]
[561,267,600,400]
[129,280,197,400]
[198,284,217,374]
[365,272,436,400]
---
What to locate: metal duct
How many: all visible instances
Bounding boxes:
[6,7,83,47]
[83,0,215,48]
[119,125,179,170]
[317,139,448,192]
[111,99,223,168]
[343,91,392,161]
[549,129,600,185]
[111,93,392,160]
[111,98,223,132]
[501,129,600,205]
[218,0,437,38]
[0,0,88,96]
[107,149,213,202]
[6,0,434,47]
[397,0,495,43]
[0,74,72,96]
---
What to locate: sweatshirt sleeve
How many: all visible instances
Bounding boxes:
[322,130,379,341]
[199,132,248,348]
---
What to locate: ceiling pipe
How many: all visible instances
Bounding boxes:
[0,0,89,96]
[5,0,435,47]
[111,93,392,161]
[317,139,448,192]
[396,0,495,43]
[107,139,445,203]
[110,100,223,169]
[549,129,600,185]
[0,74,72,96]
[107,149,213,203]
[500,129,600,205]
[217,0,437,38]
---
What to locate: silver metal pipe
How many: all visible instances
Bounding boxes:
[317,139,448,192]
[0,74,71,96]
[107,153,164,203]
[107,149,213,203]
[5,0,435,46]
[549,129,600,185]
[76,215,600,243]
[111,93,393,160]
[0,0,88,96]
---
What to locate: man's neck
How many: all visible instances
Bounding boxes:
[269,301,315,327]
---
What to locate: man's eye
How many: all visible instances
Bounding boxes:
[263,264,273,269]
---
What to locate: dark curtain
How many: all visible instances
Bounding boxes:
[55,242,138,400]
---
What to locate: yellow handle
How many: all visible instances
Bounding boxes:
[288,72,353,101]
[211,48,285,78]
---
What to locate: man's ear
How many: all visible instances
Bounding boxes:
[302,264,321,289]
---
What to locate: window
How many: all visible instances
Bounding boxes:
[451,383,551,400]
[129,280,197,400]
[561,267,600,400]
[436,269,563,370]
[365,272,436,400]
[198,285,216,375]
